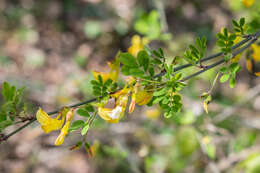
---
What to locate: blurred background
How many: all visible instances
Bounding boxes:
[0,0,260,172]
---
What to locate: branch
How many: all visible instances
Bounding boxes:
[1,29,259,143]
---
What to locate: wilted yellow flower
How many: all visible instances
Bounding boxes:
[242,0,255,7]
[98,94,129,123]
[203,101,209,114]
[93,58,120,82]
[129,83,153,113]
[55,109,74,146]
[128,35,149,57]
[246,44,260,77]
[85,140,99,157]
[136,90,153,105]
[252,44,260,61]
[36,108,65,134]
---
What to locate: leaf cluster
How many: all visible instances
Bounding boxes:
[119,49,164,79]
[69,104,95,136]
[232,18,246,35]
[219,62,241,88]
[0,82,26,132]
[91,77,117,98]
[151,70,186,118]
[184,36,207,66]
[217,28,236,61]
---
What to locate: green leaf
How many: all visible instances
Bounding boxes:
[230,63,241,73]
[129,68,144,77]
[220,67,228,73]
[2,82,15,101]
[232,20,239,27]
[91,80,100,86]
[220,74,230,83]
[153,88,167,96]
[164,111,174,118]
[224,53,233,61]
[151,58,162,64]
[0,120,13,132]
[148,67,155,76]
[70,120,85,131]
[240,17,245,27]
[121,66,131,75]
[119,53,138,67]
[85,105,95,112]
[223,28,228,38]
[81,123,90,136]
[229,77,236,88]
[137,50,150,71]
[77,108,90,117]
[229,34,237,41]
[152,96,164,104]
[216,33,225,40]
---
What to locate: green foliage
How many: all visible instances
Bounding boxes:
[70,120,85,131]
[91,77,117,98]
[184,36,207,66]
[217,28,237,61]
[219,62,241,88]
[232,17,246,35]
[69,104,95,135]
[0,82,26,132]
[152,65,185,118]
[119,49,162,78]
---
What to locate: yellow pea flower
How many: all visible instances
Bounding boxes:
[36,108,65,134]
[93,58,120,82]
[246,44,260,77]
[242,0,255,7]
[98,94,129,123]
[129,82,138,113]
[252,44,260,61]
[128,35,149,57]
[203,101,209,114]
[55,109,74,146]
[136,90,153,106]
[129,84,153,113]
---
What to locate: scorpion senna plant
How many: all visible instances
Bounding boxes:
[0,4,259,150]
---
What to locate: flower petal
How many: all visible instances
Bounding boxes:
[36,108,64,134]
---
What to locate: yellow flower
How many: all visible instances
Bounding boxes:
[246,44,260,77]
[136,90,153,105]
[55,109,74,146]
[36,108,65,134]
[128,35,149,57]
[98,86,130,123]
[252,44,260,61]
[85,140,99,157]
[98,94,129,123]
[128,82,153,113]
[242,0,255,7]
[203,101,209,114]
[93,58,120,82]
